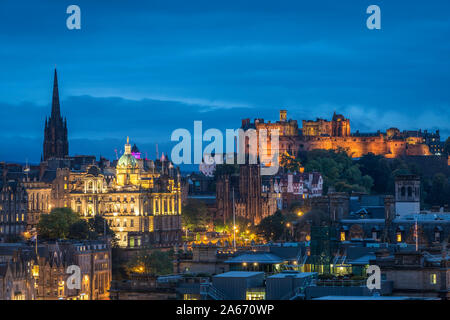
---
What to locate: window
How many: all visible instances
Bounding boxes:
[372,231,377,240]
[340,232,346,241]
[396,233,402,242]
[246,289,265,300]
[435,231,440,242]
[430,274,437,285]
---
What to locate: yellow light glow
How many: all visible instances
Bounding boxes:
[306,235,311,241]
[297,211,303,217]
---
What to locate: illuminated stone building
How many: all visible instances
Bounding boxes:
[0,244,35,300]
[0,163,52,241]
[242,110,432,160]
[1,71,183,247]
[32,240,111,300]
[216,164,278,225]
[302,112,350,138]
[64,138,182,247]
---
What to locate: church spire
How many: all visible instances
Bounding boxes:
[51,68,61,119]
[43,69,69,161]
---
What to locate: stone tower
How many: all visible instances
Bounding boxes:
[395,175,420,217]
[239,163,263,224]
[279,110,287,122]
[43,69,69,161]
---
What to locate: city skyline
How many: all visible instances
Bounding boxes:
[1,0,449,163]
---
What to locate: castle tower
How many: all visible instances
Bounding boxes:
[279,110,287,122]
[43,69,69,161]
[395,175,420,217]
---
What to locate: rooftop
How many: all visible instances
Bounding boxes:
[225,253,285,264]
[214,271,264,278]
[268,271,317,279]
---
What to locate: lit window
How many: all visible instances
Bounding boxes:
[340,232,346,241]
[246,290,265,300]
[430,274,437,285]
[396,233,402,242]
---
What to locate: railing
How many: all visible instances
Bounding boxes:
[316,279,365,287]
[200,282,228,300]
[278,276,316,300]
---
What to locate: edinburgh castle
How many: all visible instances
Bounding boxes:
[242,110,439,160]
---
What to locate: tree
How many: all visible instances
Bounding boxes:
[298,209,330,227]
[426,173,450,207]
[182,199,210,231]
[301,149,372,194]
[125,249,174,275]
[68,220,90,240]
[38,207,81,240]
[444,137,450,156]
[256,211,287,242]
[280,152,302,172]
[38,207,116,241]
[88,215,115,238]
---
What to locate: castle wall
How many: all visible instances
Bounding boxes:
[297,136,430,158]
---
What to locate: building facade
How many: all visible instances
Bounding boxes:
[243,110,433,160]
[63,138,182,247]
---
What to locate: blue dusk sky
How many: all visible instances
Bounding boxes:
[0,0,449,164]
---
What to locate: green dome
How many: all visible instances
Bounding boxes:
[117,153,137,168]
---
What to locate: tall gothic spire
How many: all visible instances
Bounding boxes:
[43,69,69,161]
[51,68,61,120]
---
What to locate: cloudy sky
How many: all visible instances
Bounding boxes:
[0,0,449,164]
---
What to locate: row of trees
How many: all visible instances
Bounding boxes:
[284,148,449,208]
[356,152,450,208]
[297,149,374,194]
[37,207,115,242]
[125,249,174,276]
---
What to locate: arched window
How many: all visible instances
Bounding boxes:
[401,186,406,197]
[407,186,412,197]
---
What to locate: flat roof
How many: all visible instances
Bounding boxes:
[225,253,284,264]
[268,272,317,279]
[214,271,264,278]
